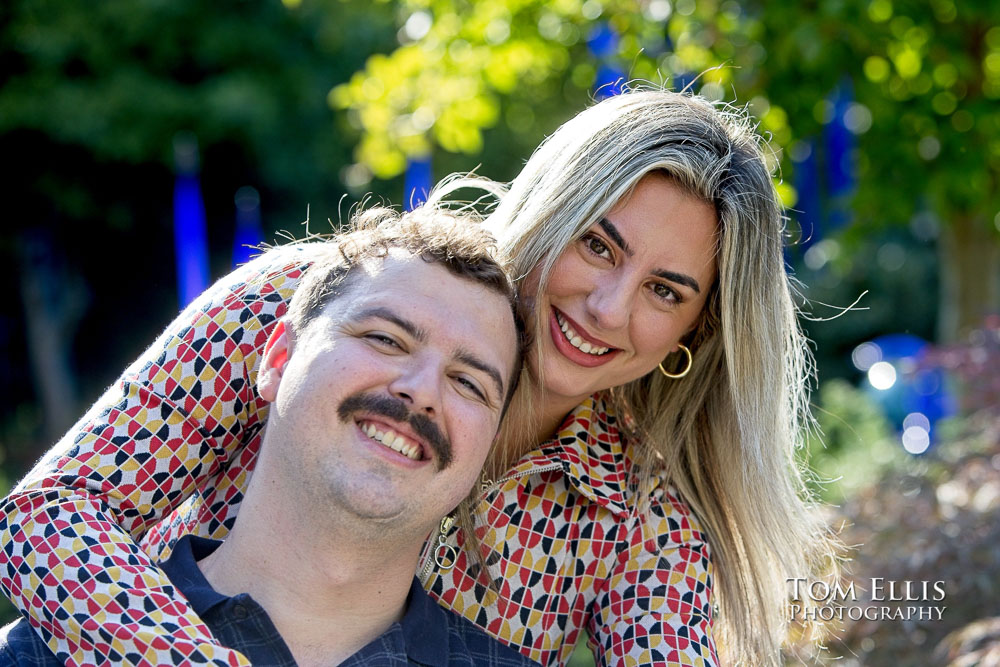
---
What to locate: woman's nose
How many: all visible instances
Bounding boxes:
[584,276,632,332]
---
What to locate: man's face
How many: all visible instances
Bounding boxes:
[259,251,518,531]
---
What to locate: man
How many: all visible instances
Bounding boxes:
[0,208,536,666]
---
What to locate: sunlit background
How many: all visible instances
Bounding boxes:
[2,1,998,664]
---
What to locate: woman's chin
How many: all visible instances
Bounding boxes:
[539,359,601,405]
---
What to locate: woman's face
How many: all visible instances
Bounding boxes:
[531,173,718,411]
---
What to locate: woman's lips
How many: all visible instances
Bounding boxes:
[548,307,620,368]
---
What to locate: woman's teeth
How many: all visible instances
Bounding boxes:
[361,422,421,460]
[555,312,610,355]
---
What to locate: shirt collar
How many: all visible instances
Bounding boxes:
[398,577,452,666]
[164,538,451,665]
[158,535,231,616]
[514,394,633,519]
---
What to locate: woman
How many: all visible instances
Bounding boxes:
[1,89,834,666]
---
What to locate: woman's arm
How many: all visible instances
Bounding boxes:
[588,486,719,667]
[0,248,310,666]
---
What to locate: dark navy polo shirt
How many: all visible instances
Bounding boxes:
[0,536,538,666]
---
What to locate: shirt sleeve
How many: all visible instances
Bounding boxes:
[0,248,310,667]
[588,486,719,667]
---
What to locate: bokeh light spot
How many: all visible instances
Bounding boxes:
[675,0,696,16]
[814,99,835,124]
[852,342,883,371]
[932,91,957,115]
[644,0,672,21]
[868,361,897,390]
[404,11,432,42]
[864,56,891,83]
[868,0,893,23]
[951,109,974,132]
[788,140,812,163]
[844,103,873,134]
[877,242,906,271]
[902,426,930,454]
[933,62,958,88]
[918,135,941,160]
[903,412,931,432]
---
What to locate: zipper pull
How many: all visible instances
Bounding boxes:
[434,515,457,571]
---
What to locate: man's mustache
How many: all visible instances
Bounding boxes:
[337,392,453,470]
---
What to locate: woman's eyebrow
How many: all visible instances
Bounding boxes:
[598,218,633,257]
[600,218,701,294]
[652,270,701,294]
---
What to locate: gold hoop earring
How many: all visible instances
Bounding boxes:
[658,344,692,379]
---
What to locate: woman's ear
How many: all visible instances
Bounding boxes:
[259,319,292,403]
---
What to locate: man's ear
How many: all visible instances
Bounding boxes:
[259,319,293,403]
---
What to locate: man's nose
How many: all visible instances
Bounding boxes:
[387,357,443,418]
[584,275,633,332]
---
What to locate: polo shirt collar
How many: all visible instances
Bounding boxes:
[399,577,451,666]
[158,536,231,616]
[164,537,451,666]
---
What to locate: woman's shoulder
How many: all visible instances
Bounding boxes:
[224,242,334,295]
[185,242,339,324]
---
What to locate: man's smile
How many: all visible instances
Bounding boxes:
[358,418,424,461]
[338,392,453,469]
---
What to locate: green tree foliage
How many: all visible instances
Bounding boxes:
[0,0,400,219]
[335,0,1000,339]
[0,0,400,439]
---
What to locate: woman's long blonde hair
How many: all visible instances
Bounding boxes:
[433,88,838,663]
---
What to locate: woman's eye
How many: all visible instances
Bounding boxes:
[651,283,680,303]
[584,234,611,260]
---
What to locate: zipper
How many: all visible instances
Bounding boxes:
[478,462,563,497]
[419,515,455,581]
[418,462,564,583]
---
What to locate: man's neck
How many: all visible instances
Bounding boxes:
[197,471,425,667]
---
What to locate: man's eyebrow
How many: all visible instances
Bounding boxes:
[653,269,701,294]
[598,218,634,257]
[455,351,504,401]
[354,307,427,342]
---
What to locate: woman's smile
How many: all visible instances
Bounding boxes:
[548,306,621,367]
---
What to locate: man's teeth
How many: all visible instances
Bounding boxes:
[361,422,421,460]
[555,312,610,355]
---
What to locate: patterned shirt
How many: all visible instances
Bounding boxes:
[0,244,718,666]
[0,535,539,666]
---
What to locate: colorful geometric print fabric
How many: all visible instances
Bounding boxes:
[421,398,717,666]
[0,244,718,667]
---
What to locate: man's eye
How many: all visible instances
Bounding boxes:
[366,333,401,348]
[455,376,486,401]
